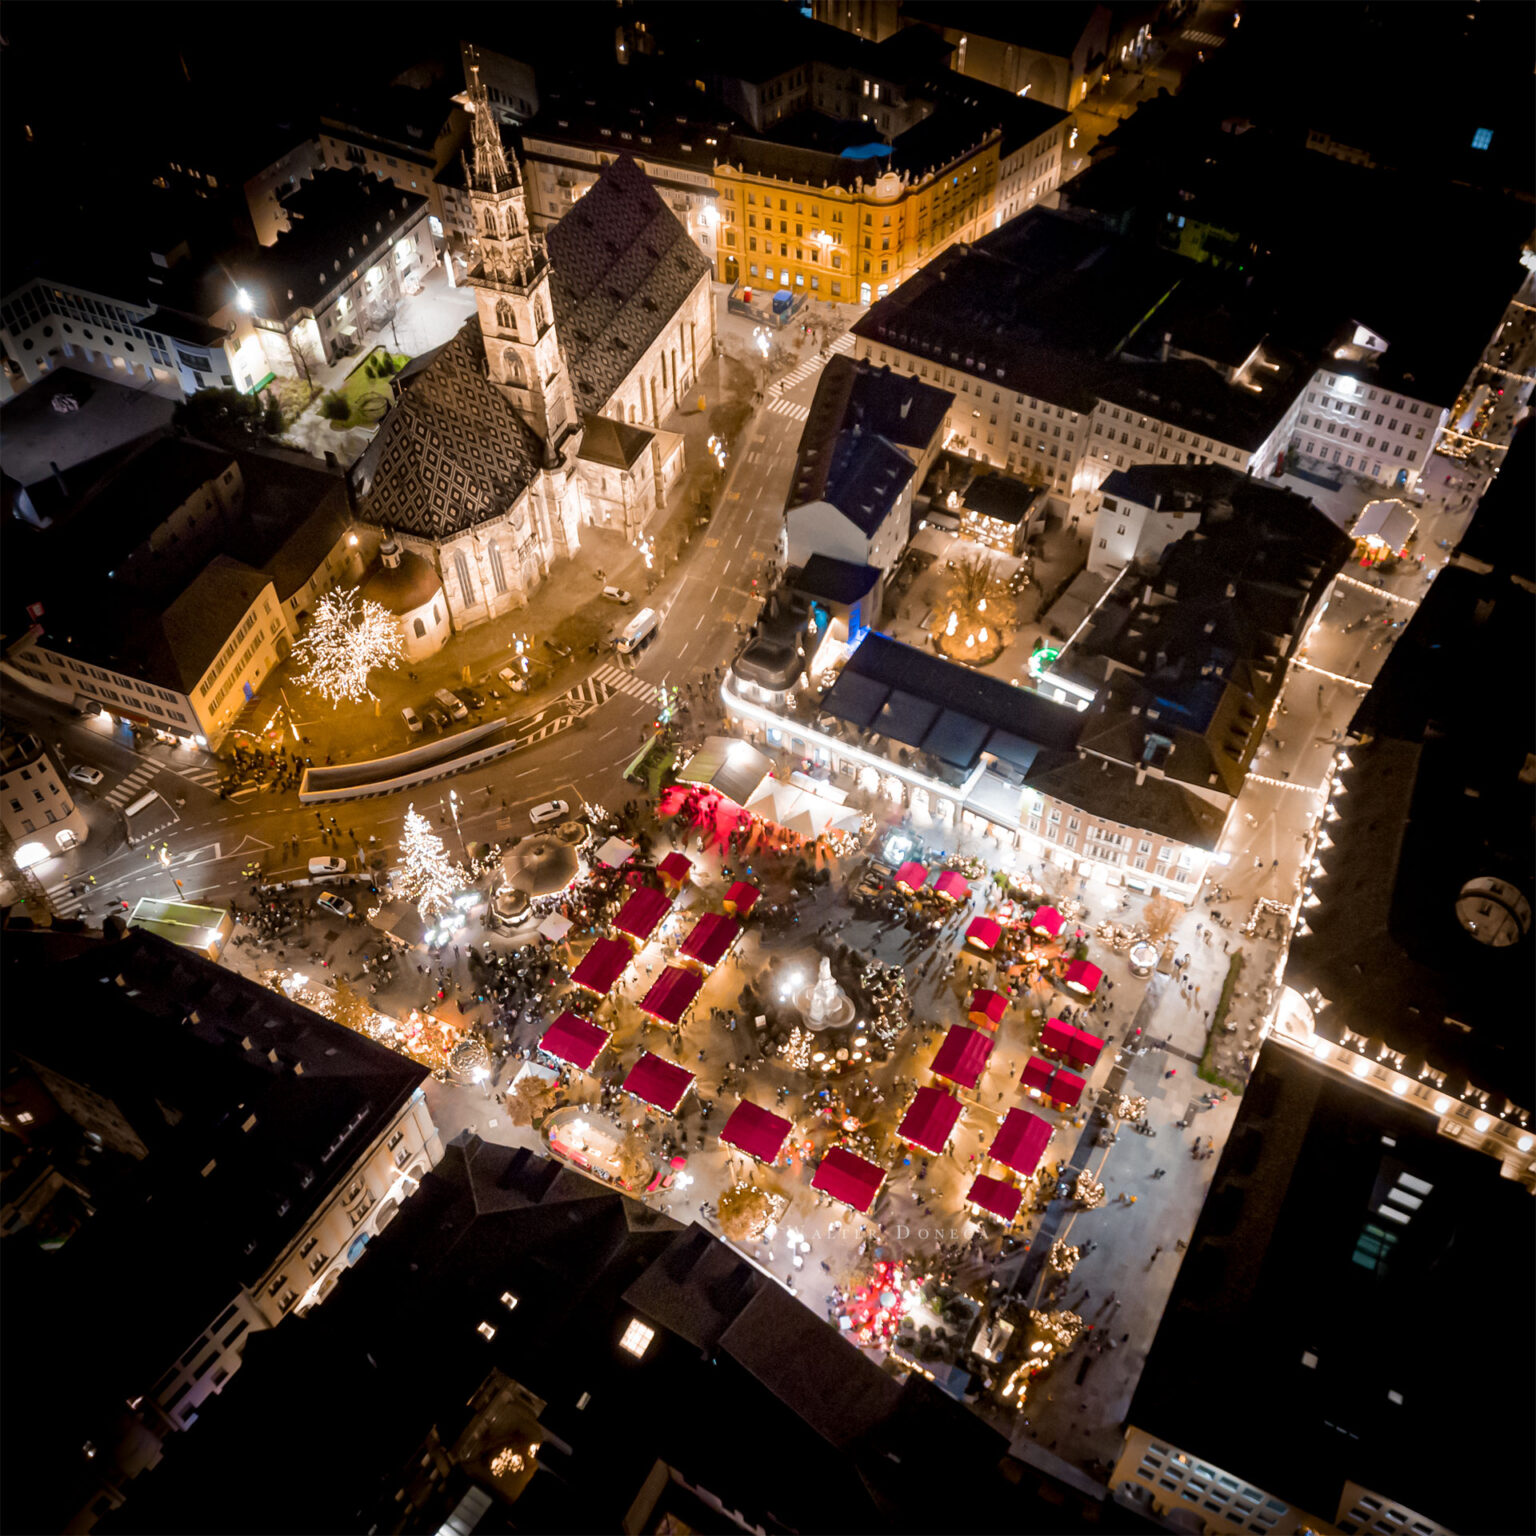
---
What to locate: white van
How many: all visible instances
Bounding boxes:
[615,607,659,654]
[433,687,469,720]
[309,856,347,875]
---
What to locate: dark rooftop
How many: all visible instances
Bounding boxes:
[962,470,1042,526]
[1131,1041,1535,1534]
[901,0,1106,62]
[793,553,882,606]
[577,411,653,471]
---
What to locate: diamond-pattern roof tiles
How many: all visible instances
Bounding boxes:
[547,155,712,412]
[357,318,545,539]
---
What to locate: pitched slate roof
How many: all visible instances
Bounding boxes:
[578,411,654,470]
[546,154,712,413]
[355,317,546,539]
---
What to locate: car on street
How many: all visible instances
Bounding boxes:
[601,585,632,605]
[401,705,423,733]
[529,799,569,825]
[433,688,469,720]
[308,856,348,875]
[66,764,104,786]
[453,686,484,711]
[544,638,573,659]
[497,666,530,693]
[422,703,450,729]
[316,892,354,918]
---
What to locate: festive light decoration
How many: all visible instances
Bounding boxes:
[836,1258,913,1347]
[1074,1169,1106,1209]
[1047,1237,1081,1275]
[1114,1092,1148,1124]
[781,1024,812,1069]
[290,585,403,705]
[1000,1309,1087,1409]
[399,806,469,921]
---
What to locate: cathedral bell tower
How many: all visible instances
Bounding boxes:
[463,64,579,460]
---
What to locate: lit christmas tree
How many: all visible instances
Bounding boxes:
[399,806,467,921]
[781,1025,811,1069]
[291,585,403,706]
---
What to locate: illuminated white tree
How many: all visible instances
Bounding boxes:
[291,586,403,706]
[781,1025,811,1070]
[399,806,467,921]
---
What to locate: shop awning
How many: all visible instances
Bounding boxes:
[719,1099,792,1165]
[678,735,773,808]
[964,915,1002,951]
[933,870,970,903]
[1030,905,1064,937]
[1021,1055,1057,1094]
[989,1107,1052,1176]
[898,1085,962,1155]
[538,913,573,943]
[1068,1027,1105,1068]
[621,1052,696,1114]
[968,989,1008,1029]
[1353,498,1417,551]
[967,1173,1022,1224]
[657,850,693,885]
[1040,1016,1077,1055]
[724,880,761,916]
[1064,959,1103,995]
[639,965,703,1026]
[744,779,863,839]
[1050,1066,1086,1107]
[932,1025,994,1090]
[614,886,672,946]
[538,1011,609,1071]
[593,836,637,868]
[894,861,929,892]
[811,1145,886,1213]
[678,912,741,970]
[569,936,631,997]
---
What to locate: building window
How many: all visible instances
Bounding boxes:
[619,1319,655,1357]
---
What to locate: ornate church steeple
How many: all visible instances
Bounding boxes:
[463,59,578,457]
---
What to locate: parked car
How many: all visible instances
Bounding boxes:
[529,799,569,826]
[601,585,633,605]
[316,892,354,918]
[67,764,104,786]
[544,638,574,659]
[497,666,530,693]
[401,705,423,733]
[453,686,484,711]
[309,856,347,875]
[433,687,468,721]
[422,703,450,729]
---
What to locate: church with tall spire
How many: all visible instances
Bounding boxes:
[348,60,715,643]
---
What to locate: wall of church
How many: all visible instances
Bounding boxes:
[603,274,716,429]
[577,452,656,541]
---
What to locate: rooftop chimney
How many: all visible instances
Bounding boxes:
[900,396,911,420]
[49,460,67,497]
[1160,331,1171,363]
[1152,492,1161,512]
[380,539,402,570]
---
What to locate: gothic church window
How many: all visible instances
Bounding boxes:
[453,551,475,608]
[503,349,524,386]
[495,298,514,329]
[534,296,549,333]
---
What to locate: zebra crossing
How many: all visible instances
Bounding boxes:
[1181,27,1225,46]
[104,763,162,808]
[774,330,855,392]
[766,396,810,423]
[41,876,90,917]
[571,662,658,706]
[171,762,224,791]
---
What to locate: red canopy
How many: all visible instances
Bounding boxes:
[1064,958,1103,995]
[677,912,741,970]
[1040,1016,1077,1056]
[657,850,693,885]
[811,1145,886,1213]
[613,886,672,945]
[989,1107,1052,1176]
[537,1010,609,1071]
[933,869,970,903]
[1030,905,1064,937]
[967,1173,1022,1224]
[569,937,631,997]
[1020,1055,1057,1094]
[1067,1027,1105,1068]
[719,1100,792,1165]
[968,989,1008,1029]
[723,880,761,916]
[1050,1066,1087,1107]
[621,1052,696,1113]
[931,1024,994,1090]
[964,915,1002,951]
[895,861,929,892]
[639,966,702,1026]
[898,1085,962,1155]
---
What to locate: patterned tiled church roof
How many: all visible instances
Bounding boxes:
[547,154,713,412]
[356,319,545,539]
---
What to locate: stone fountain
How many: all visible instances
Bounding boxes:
[794,956,857,1032]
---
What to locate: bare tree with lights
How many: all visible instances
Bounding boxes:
[291,585,403,706]
[399,806,467,921]
[1141,891,1182,944]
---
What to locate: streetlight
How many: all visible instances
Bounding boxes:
[473,1065,492,1099]
[448,790,469,858]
